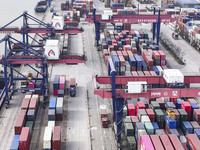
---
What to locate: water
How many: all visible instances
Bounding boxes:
[0,0,46,54]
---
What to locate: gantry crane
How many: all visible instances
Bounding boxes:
[86,8,177,49]
[93,58,200,146]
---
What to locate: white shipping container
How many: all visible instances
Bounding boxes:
[44,40,60,60]
[127,81,147,93]
[163,69,184,83]
[48,121,55,129]
[121,66,126,72]
[141,116,150,124]
[56,97,64,114]
[123,106,127,117]
[156,66,163,76]
[43,127,53,149]
[25,95,32,99]
[52,16,64,30]
[32,94,39,99]
[138,129,147,141]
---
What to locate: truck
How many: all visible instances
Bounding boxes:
[100,105,109,128]
[172,32,179,40]
[69,78,76,97]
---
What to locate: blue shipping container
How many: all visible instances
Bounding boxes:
[182,122,193,135]
[195,129,200,139]
[153,66,159,75]
[166,116,176,128]
[166,102,176,109]
[177,99,182,109]
[152,122,159,134]
[134,56,142,66]
[112,56,120,67]
[49,97,57,109]
[10,135,20,150]
[169,129,180,139]
[129,55,136,66]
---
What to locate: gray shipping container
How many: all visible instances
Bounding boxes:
[125,123,134,136]
[127,136,136,150]
[48,109,55,121]
[27,109,35,121]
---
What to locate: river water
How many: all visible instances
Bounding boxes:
[0,0,46,54]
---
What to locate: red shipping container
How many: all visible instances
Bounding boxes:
[112,39,117,45]
[137,71,145,76]
[143,71,151,76]
[150,71,157,76]
[103,51,109,57]
[173,109,180,121]
[29,80,35,88]
[168,134,184,150]
[146,109,155,122]
[19,109,27,115]
[181,101,191,121]
[145,56,154,66]
[170,98,177,104]
[53,90,58,96]
[156,98,165,109]
[15,114,26,134]
[56,114,63,121]
[153,51,160,60]
[165,123,170,134]
[125,38,130,45]
[149,66,153,71]
[118,55,125,66]
[108,45,114,52]
[118,47,123,51]
[194,109,200,121]
[117,51,123,56]
[59,75,66,89]
[131,116,139,126]
[131,71,138,76]
[150,135,164,150]
[132,47,137,53]
[127,51,133,56]
[21,98,30,110]
[128,104,135,116]
[52,126,61,150]
[19,127,30,150]
[158,50,166,60]
[131,66,136,71]
[160,135,174,150]
[187,134,200,150]
[160,60,166,66]
[115,35,120,41]
[29,98,38,110]
[190,121,200,129]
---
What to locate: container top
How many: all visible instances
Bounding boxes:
[57,97,64,107]
[25,95,32,99]
[45,39,59,46]
[128,104,135,109]
[151,122,159,129]
[27,109,35,115]
[136,122,145,129]
[150,135,164,150]
[70,78,76,87]
[125,123,134,129]
[168,134,185,150]
[48,121,55,128]
[53,126,61,141]
[141,135,154,150]
[43,127,53,141]
[19,127,30,141]
[183,121,193,128]
[49,97,57,109]
[11,135,20,149]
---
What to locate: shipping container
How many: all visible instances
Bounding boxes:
[127,104,135,116]
[19,127,30,150]
[125,123,134,136]
[187,134,200,150]
[127,136,136,150]
[168,134,184,150]
[160,135,174,150]
[15,114,26,134]
[21,98,31,110]
[150,135,164,150]
[27,109,35,121]
[49,97,57,109]
[11,135,20,150]
[52,126,61,150]
[140,135,154,150]
[48,109,56,121]
[43,127,53,149]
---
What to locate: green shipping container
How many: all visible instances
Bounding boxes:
[25,121,34,136]
[145,122,154,135]
[125,123,134,136]
[127,136,136,150]
[124,117,132,124]
[178,109,188,122]
[151,101,160,110]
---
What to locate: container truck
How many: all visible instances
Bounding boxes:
[69,78,76,97]
[100,105,109,128]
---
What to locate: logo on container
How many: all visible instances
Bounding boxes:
[55,22,61,28]
[151,92,161,97]
[48,49,55,56]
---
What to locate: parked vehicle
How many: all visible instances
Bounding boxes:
[100,105,109,128]
[69,78,76,97]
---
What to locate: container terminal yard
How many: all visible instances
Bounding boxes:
[2,0,200,150]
